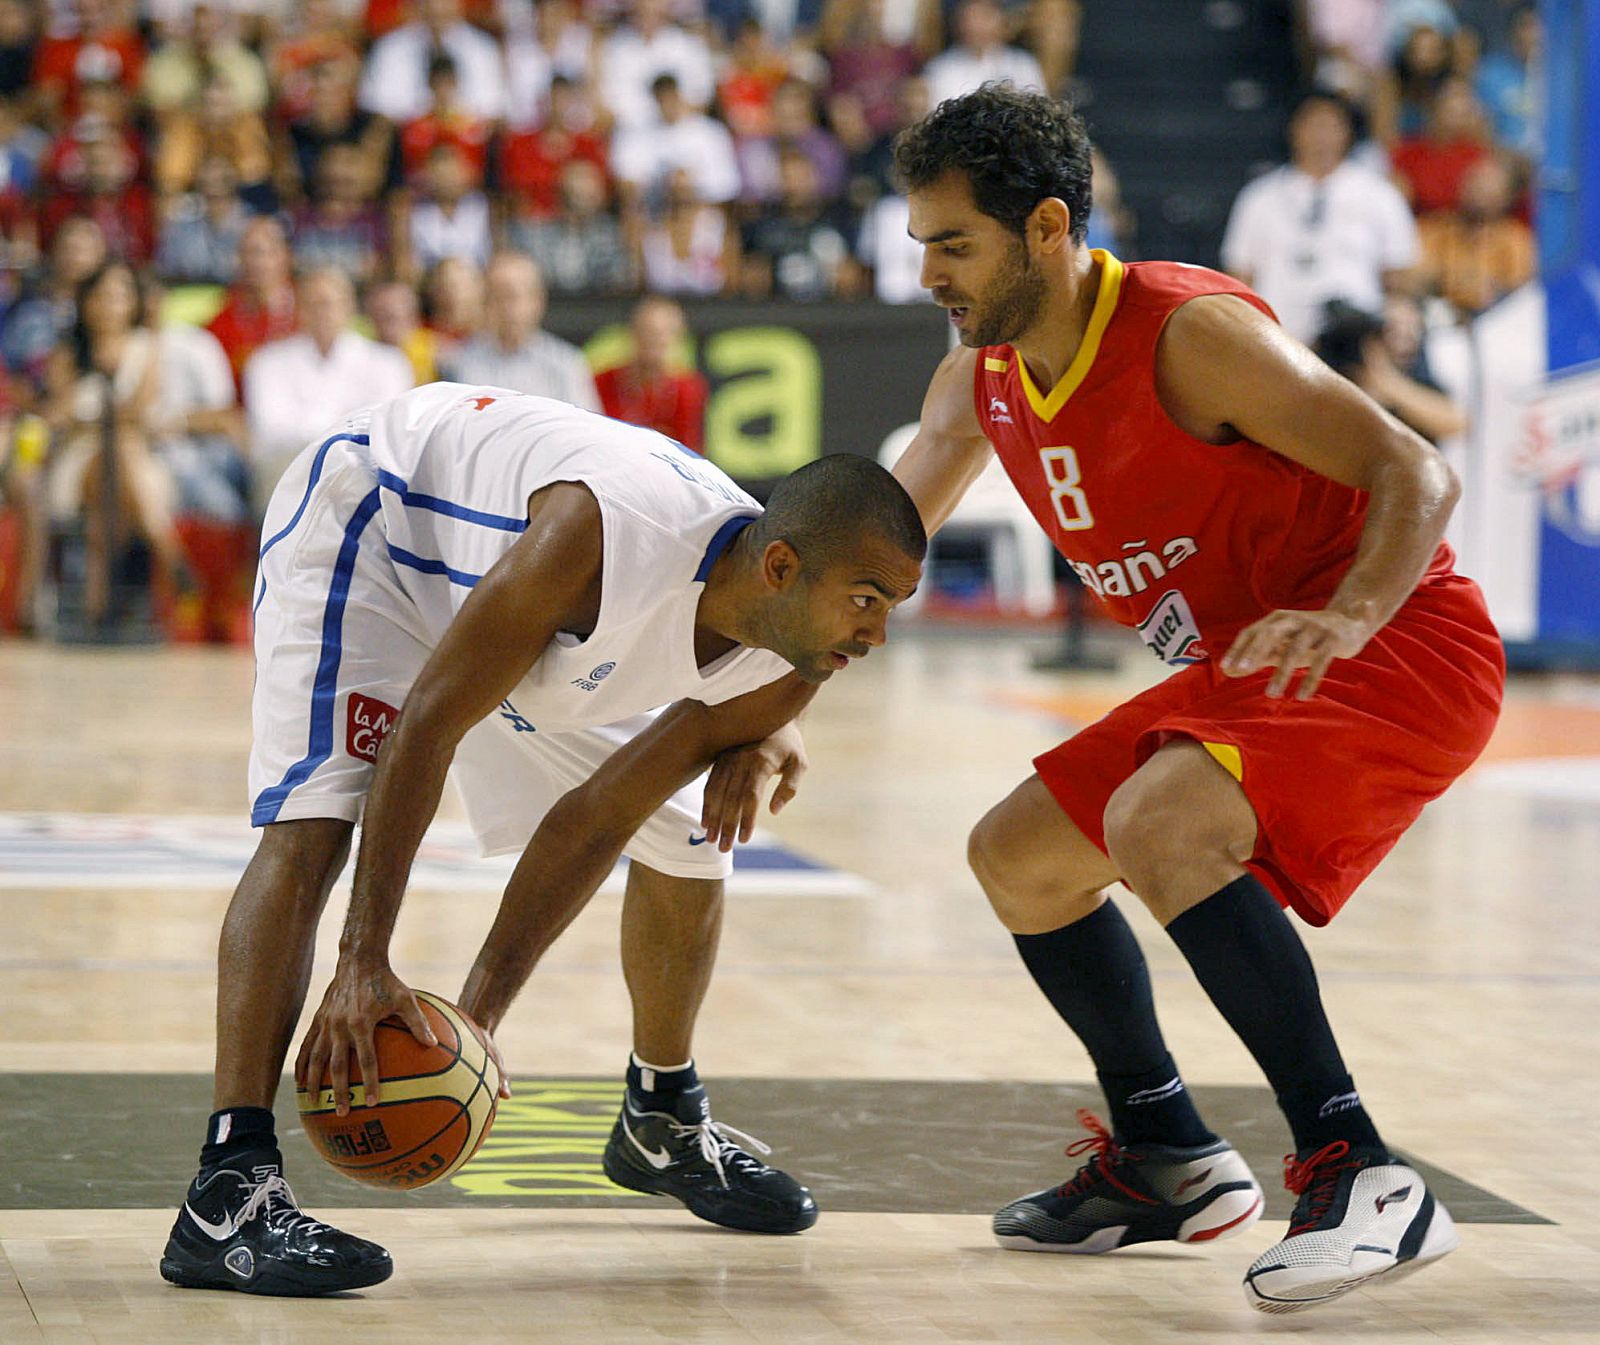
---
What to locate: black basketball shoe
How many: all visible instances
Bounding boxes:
[1244,1141,1459,1313]
[160,1154,393,1296]
[601,1083,818,1234]
[993,1109,1264,1253]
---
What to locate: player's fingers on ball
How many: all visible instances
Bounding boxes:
[356,1032,382,1107]
[329,1038,351,1115]
[402,992,437,1047]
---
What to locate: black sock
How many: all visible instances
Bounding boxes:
[626,1054,706,1123]
[1165,874,1384,1156]
[199,1106,278,1172]
[1014,902,1215,1148]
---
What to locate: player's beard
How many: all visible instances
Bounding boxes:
[962,238,1047,348]
[757,581,835,684]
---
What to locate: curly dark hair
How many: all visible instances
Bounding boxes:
[893,83,1093,242]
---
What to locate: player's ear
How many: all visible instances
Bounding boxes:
[1032,198,1072,254]
[761,540,802,591]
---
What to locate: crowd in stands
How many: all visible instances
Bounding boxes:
[0,0,1545,641]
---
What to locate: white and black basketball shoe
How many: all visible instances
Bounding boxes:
[160,1155,393,1296]
[993,1109,1264,1253]
[1243,1141,1459,1313]
[601,1083,819,1234]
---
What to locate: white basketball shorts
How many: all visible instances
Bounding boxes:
[245,425,731,881]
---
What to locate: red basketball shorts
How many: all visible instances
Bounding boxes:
[1033,574,1505,926]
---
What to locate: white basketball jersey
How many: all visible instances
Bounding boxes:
[352,382,794,733]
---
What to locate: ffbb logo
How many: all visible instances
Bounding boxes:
[346,692,399,763]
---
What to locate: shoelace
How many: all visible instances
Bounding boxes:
[1282,1140,1363,1235]
[236,1171,326,1240]
[666,1117,772,1190]
[1053,1109,1153,1204]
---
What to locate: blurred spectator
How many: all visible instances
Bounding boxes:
[845,73,929,207]
[1384,0,1459,55]
[405,142,493,274]
[0,389,44,632]
[358,0,508,124]
[739,148,855,301]
[1086,146,1133,254]
[504,0,594,131]
[0,92,46,192]
[1304,0,1388,101]
[279,55,395,207]
[511,159,634,297]
[32,0,145,128]
[41,261,189,625]
[42,74,144,195]
[923,0,1046,108]
[40,127,156,265]
[1371,22,1455,147]
[494,75,609,225]
[1221,89,1418,344]
[640,170,735,297]
[1390,76,1492,216]
[440,251,599,409]
[0,95,43,284]
[270,0,362,121]
[291,142,388,285]
[822,0,933,136]
[612,74,740,213]
[1027,0,1081,97]
[154,73,276,210]
[141,3,270,118]
[1417,153,1535,316]
[2,217,106,394]
[155,153,251,285]
[736,77,847,207]
[1475,2,1540,158]
[1313,296,1466,442]
[421,254,485,349]
[595,294,707,450]
[367,278,440,384]
[400,53,492,189]
[0,0,37,104]
[704,0,826,48]
[856,190,921,302]
[597,0,716,131]
[206,215,298,387]
[718,19,791,139]
[243,267,413,506]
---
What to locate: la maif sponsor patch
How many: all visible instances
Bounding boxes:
[346,692,400,763]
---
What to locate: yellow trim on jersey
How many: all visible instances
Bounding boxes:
[983,356,1009,372]
[1016,249,1126,423]
[1202,741,1244,782]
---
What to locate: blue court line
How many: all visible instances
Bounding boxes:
[251,487,382,825]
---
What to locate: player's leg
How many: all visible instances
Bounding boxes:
[1104,738,1457,1311]
[973,774,1263,1253]
[601,863,819,1234]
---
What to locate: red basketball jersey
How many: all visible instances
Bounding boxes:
[973,252,1455,664]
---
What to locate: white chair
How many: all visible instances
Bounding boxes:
[878,422,1058,617]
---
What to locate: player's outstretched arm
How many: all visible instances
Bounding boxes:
[457,673,819,1037]
[891,344,994,535]
[295,482,604,1115]
[1156,294,1460,700]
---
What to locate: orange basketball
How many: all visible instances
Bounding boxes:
[295,990,501,1190]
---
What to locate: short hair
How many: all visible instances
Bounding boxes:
[893,83,1093,242]
[751,454,927,572]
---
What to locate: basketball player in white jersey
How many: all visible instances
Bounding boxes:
[160,383,925,1297]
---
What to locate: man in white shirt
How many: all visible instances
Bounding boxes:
[611,74,742,210]
[440,252,600,411]
[597,0,715,129]
[243,268,415,509]
[358,0,507,123]
[924,0,1047,108]
[1221,89,1419,344]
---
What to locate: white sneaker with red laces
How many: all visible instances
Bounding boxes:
[1243,1141,1459,1313]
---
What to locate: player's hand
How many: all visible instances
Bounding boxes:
[295,962,437,1117]
[1220,607,1373,700]
[701,721,808,852]
[480,1027,513,1100]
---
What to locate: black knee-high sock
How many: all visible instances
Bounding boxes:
[1014,901,1215,1148]
[1165,874,1384,1157]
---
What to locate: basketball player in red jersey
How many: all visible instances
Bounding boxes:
[890,86,1503,1313]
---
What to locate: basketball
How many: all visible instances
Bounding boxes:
[295,990,501,1190]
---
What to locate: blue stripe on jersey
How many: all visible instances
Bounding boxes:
[387,543,483,588]
[694,514,759,583]
[253,432,370,614]
[251,487,383,826]
[374,470,528,532]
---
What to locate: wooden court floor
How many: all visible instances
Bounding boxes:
[3,629,1599,1344]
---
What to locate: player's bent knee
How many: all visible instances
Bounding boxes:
[250,818,353,910]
